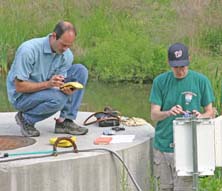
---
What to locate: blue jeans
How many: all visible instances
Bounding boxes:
[13,64,88,125]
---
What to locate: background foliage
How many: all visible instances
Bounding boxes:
[0,0,221,80]
[0,0,221,111]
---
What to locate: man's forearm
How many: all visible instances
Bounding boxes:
[151,110,171,121]
[151,104,186,122]
[200,110,214,118]
[15,80,51,93]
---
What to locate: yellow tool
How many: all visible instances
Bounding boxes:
[60,82,83,90]
[49,136,77,147]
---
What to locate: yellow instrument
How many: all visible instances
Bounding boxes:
[60,82,83,90]
[49,136,77,147]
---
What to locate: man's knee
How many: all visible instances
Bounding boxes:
[46,91,67,110]
[68,64,88,84]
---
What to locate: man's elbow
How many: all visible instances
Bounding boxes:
[151,113,157,121]
[209,109,216,118]
[15,86,23,93]
[14,79,25,93]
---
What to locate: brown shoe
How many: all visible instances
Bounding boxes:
[15,112,40,137]
[55,119,88,135]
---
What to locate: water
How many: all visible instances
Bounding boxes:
[0,76,152,123]
[83,81,152,122]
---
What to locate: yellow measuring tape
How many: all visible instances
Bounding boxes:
[49,136,77,147]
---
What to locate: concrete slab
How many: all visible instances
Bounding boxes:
[0,112,154,191]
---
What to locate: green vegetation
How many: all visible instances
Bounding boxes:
[0,1,222,190]
[0,0,221,107]
[199,168,222,191]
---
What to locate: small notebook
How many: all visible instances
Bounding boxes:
[93,137,112,145]
[60,82,83,90]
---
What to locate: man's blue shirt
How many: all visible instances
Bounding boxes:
[7,35,74,104]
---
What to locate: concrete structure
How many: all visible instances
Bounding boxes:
[0,112,154,191]
[214,116,222,167]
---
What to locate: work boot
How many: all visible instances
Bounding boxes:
[55,119,88,135]
[15,112,40,137]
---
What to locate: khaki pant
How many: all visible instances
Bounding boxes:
[153,149,192,191]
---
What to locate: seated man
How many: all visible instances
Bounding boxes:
[6,21,88,137]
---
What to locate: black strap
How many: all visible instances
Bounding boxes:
[83,111,120,126]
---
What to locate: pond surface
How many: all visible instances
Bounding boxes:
[0,76,152,123]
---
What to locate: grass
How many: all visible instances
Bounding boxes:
[0,0,221,82]
[199,168,222,191]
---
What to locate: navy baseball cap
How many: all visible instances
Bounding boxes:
[168,43,190,67]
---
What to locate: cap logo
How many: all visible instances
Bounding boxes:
[174,50,183,58]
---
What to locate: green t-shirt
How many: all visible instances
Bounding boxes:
[149,70,215,152]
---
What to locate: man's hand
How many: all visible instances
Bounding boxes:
[60,86,77,95]
[48,75,64,88]
[48,75,79,95]
[192,110,202,118]
[168,105,186,116]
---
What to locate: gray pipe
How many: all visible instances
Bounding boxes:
[191,117,199,191]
